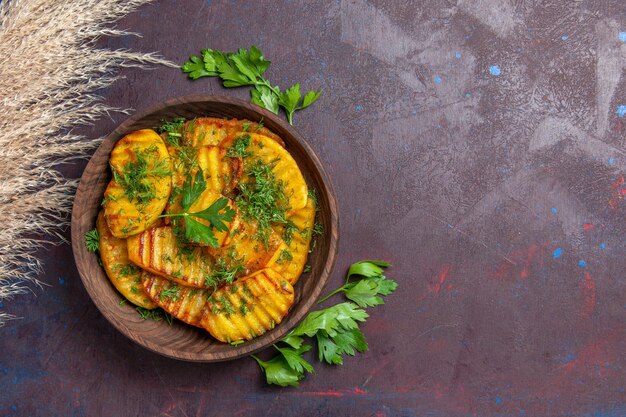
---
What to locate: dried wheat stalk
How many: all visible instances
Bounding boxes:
[0,0,177,325]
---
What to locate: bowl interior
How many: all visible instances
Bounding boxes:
[71,95,338,362]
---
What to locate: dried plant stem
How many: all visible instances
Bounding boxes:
[0,0,177,325]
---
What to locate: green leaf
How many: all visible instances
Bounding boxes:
[201,48,227,75]
[317,328,368,365]
[343,279,384,308]
[249,45,271,75]
[368,275,398,296]
[181,55,212,79]
[274,345,314,374]
[189,197,236,232]
[230,49,259,82]
[289,302,368,338]
[252,355,304,387]
[281,334,305,349]
[279,84,301,124]
[181,168,206,211]
[218,58,255,87]
[85,228,100,253]
[184,216,218,247]
[346,261,388,280]
[251,84,280,114]
[299,89,322,110]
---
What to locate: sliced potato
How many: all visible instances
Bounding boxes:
[203,268,294,342]
[185,117,284,147]
[96,211,156,309]
[197,145,242,195]
[141,272,207,327]
[165,146,241,218]
[104,129,172,238]
[227,133,308,211]
[267,196,317,284]
[214,219,283,275]
[127,226,213,288]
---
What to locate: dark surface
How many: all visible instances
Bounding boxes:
[2,1,626,416]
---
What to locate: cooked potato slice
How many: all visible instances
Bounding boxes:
[197,145,242,195]
[267,196,317,284]
[104,129,172,238]
[141,272,207,327]
[203,269,294,342]
[185,117,284,147]
[227,133,307,211]
[164,146,241,218]
[127,226,213,288]
[96,211,156,309]
[214,219,283,275]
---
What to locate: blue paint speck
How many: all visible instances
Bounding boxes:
[561,35,569,41]
[578,260,587,268]
[608,158,615,165]
[551,207,558,214]
[619,31,626,42]
[599,243,606,249]
[355,105,363,111]
[12,406,17,411]
[553,248,563,258]
[617,105,626,118]
[465,92,472,97]
[455,52,462,59]
[489,65,501,76]
[434,75,442,84]
[561,353,576,364]
[58,278,65,285]
[495,397,503,404]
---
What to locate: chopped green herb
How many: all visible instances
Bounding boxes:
[225,134,252,158]
[204,257,245,290]
[235,160,289,246]
[85,229,100,253]
[159,284,181,302]
[112,145,171,208]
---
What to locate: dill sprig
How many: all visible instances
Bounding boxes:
[235,160,290,246]
[84,229,100,253]
[112,145,171,207]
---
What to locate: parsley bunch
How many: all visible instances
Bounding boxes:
[251,260,397,387]
[182,46,321,125]
[160,168,235,247]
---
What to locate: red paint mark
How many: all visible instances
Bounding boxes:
[492,242,548,280]
[582,223,596,231]
[558,336,615,380]
[608,174,625,209]
[297,388,368,398]
[520,243,538,279]
[581,271,596,319]
[430,265,450,294]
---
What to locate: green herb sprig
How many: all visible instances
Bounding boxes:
[251,260,396,387]
[317,261,397,307]
[160,167,235,247]
[85,229,100,253]
[182,46,321,125]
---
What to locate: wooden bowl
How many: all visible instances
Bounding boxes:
[71,95,339,362]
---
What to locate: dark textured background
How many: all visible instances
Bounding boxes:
[2,1,626,416]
